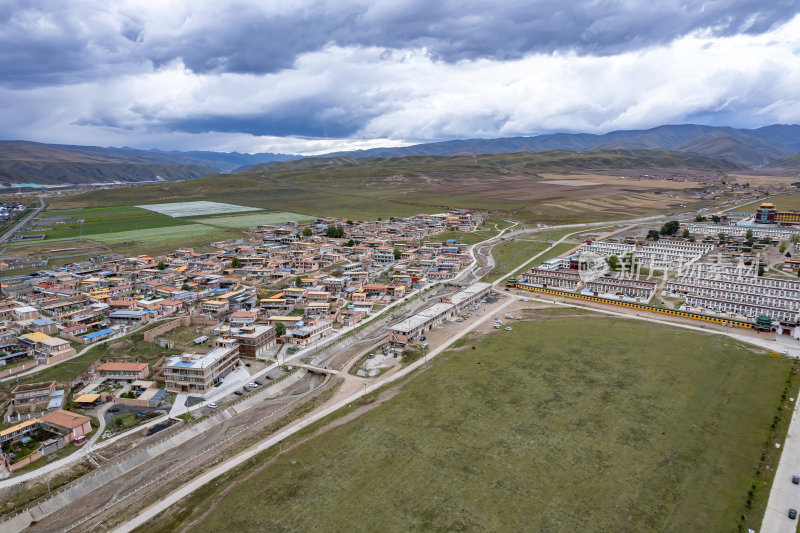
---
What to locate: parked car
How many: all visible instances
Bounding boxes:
[242,386,251,392]
[208,402,218,409]
[367,353,375,359]
[248,382,259,388]
[233,391,243,396]
[793,475,800,485]
[265,375,273,380]
[107,407,119,412]
[254,380,264,386]
[245,363,251,367]
[790,508,797,520]
[421,343,429,349]
[505,327,512,331]
[420,336,426,341]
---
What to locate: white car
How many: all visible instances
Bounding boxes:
[505,327,512,331]
[248,382,259,388]
[208,402,218,409]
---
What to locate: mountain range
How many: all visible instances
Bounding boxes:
[2,123,800,185]
[0,141,296,186]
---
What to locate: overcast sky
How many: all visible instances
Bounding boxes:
[1,0,799,154]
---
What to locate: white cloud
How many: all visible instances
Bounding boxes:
[1,12,799,152]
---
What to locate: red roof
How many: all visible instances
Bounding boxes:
[97,362,148,373]
[40,409,92,430]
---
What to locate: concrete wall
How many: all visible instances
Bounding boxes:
[143,316,216,343]
[0,360,38,380]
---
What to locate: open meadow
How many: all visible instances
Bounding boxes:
[144,312,798,533]
[192,211,315,228]
[46,152,723,225]
[29,206,190,241]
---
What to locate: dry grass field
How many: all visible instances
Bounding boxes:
[141,313,799,533]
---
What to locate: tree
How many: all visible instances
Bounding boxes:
[682,228,690,238]
[762,236,772,245]
[325,225,345,238]
[182,283,191,291]
[295,276,303,287]
[688,236,696,242]
[302,227,312,237]
[231,257,242,268]
[791,234,800,245]
[393,247,402,260]
[718,233,726,242]
[157,260,166,270]
[275,322,286,336]
[646,230,660,241]
[780,241,788,253]
[660,220,680,236]
[746,228,753,240]
[606,255,620,270]
[758,265,765,276]
[695,214,706,222]
[346,239,355,247]
[346,220,353,225]
[711,215,721,223]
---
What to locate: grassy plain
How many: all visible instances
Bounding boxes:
[193,211,315,228]
[30,206,189,241]
[88,224,240,256]
[47,151,722,225]
[482,238,551,281]
[732,191,800,212]
[144,314,797,533]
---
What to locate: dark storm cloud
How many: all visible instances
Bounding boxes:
[1,0,799,88]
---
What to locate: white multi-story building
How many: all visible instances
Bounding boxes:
[518,269,581,290]
[685,294,798,322]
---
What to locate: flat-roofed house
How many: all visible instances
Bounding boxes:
[233,324,277,358]
[164,339,239,394]
[96,362,149,381]
[11,381,56,407]
[19,332,76,364]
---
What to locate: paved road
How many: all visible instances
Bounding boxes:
[762,396,800,533]
[0,196,45,244]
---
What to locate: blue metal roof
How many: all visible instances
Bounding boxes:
[84,328,114,340]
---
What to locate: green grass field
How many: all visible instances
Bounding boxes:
[194,211,315,228]
[144,313,798,533]
[87,224,240,256]
[733,192,800,212]
[428,228,499,245]
[483,238,551,281]
[31,206,189,241]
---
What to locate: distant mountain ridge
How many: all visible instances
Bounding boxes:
[3,123,800,185]
[0,141,299,185]
[320,124,800,169]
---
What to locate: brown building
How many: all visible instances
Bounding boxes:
[11,381,56,407]
[96,362,149,381]
[233,324,276,358]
